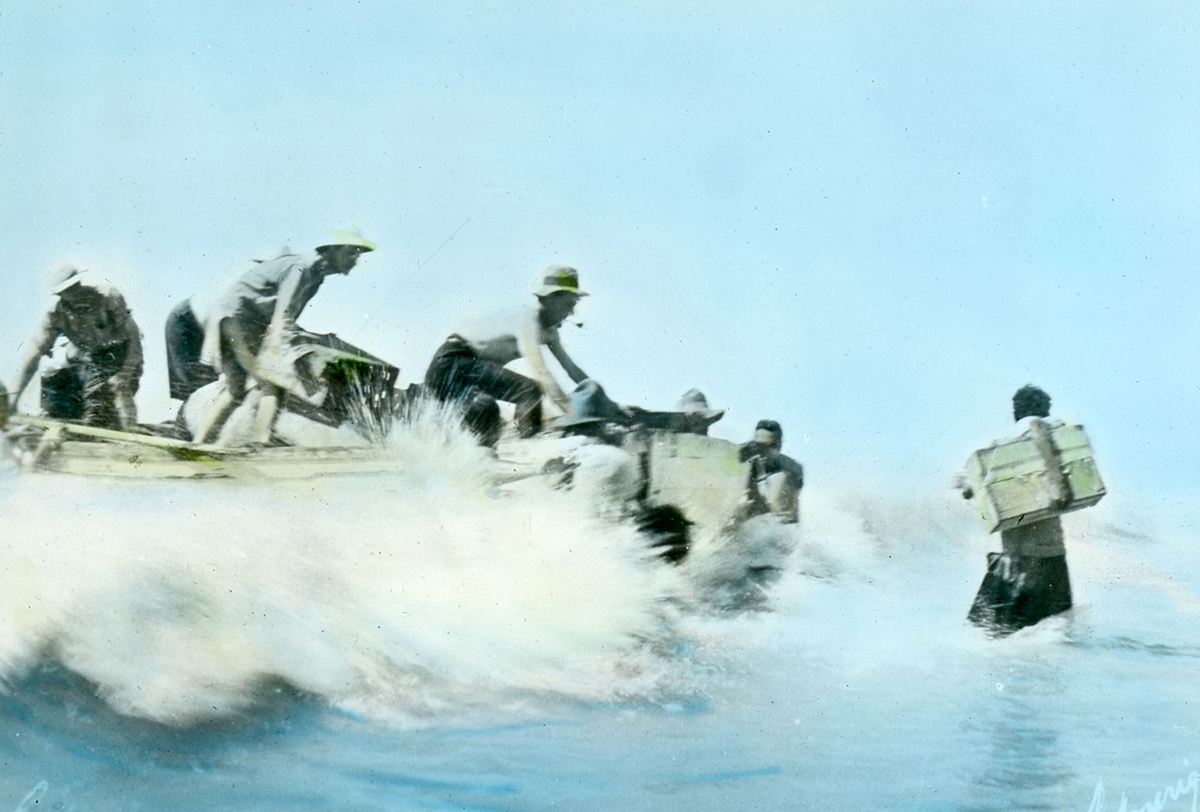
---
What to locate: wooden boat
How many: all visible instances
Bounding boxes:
[3,415,538,483]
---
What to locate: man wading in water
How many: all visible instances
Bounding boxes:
[964,385,1074,635]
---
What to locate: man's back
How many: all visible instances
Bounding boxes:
[214,253,323,332]
[51,287,136,352]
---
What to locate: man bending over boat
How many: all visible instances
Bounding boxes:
[424,265,591,441]
[9,268,143,430]
[192,230,376,445]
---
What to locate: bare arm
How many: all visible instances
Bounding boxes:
[544,329,588,385]
[247,263,312,388]
[263,265,306,351]
[520,312,570,411]
[11,311,60,408]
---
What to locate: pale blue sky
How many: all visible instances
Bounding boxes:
[2,1,1196,495]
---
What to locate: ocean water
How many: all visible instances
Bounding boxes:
[0,426,1198,812]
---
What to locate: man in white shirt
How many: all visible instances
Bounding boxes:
[423,265,590,440]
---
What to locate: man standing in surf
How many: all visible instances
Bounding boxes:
[962,385,1077,635]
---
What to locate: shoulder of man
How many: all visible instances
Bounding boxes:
[780,454,804,485]
[239,251,306,278]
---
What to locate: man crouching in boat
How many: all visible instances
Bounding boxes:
[192,231,376,445]
[9,267,143,430]
[423,265,592,443]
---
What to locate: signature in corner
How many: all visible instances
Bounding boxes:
[1090,771,1200,812]
[14,781,48,812]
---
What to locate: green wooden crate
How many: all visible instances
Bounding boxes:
[967,422,1105,533]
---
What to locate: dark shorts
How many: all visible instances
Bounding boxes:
[424,336,541,406]
[165,301,219,401]
[423,336,543,437]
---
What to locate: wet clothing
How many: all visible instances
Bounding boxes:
[165,299,218,400]
[749,452,804,494]
[200,253,329,397]
[19,286,142,428]
[40,346,137,427]
[968,551,1072,634]
[424,335,543,438]
[967,416,1074,635]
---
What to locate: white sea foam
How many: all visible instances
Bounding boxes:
[0,418,691,724]
[5,422,1193,745]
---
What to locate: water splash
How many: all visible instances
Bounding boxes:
[0,418,690,725]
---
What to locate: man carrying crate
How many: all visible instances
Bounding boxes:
[960,385,1104,635]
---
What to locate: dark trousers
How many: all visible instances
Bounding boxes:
[165,301,219,401]
[968,553,1073,636]
[424,336,542,438]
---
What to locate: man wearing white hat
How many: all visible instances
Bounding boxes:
[193,230,376,444]
[423,264,591,439]
[9,267,143,430]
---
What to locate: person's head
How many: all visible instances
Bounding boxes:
[316,230,376,275]
[50,267,107,314]
[754,419,783,449]
[49,266,88,297]
[1012,385,1051,421]
[532,265,586,327]
[538,290,580,327]
[678,389,724,435]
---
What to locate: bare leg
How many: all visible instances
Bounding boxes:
[194,388,237,444]
[254,383,281,444]
[195,318,253,445]
[113,388,138,430]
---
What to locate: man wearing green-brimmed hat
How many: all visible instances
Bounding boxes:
[191,230,375,445]
[423,263,592,441]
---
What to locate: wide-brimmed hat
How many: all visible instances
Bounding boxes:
[49,266,94,295]
[571,380,627,421]
[677,388,724,421]
[532,265,587,298]
[555,379,629,434]
[316,229,377,252]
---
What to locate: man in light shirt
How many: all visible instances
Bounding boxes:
[193,231,376,444]
[423,265,591,440]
